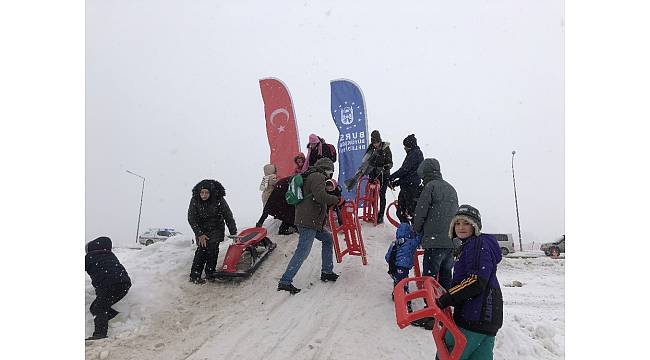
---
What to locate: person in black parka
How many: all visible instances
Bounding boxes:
[388,134,424,223]
[188,179,237,283]
[85,236,131,340]
[255,176,298,235]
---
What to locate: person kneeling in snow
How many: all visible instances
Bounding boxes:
[385,223,421,298]
[435,205,503,359]
[85,236,131,340]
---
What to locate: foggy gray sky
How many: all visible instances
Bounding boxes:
[86,0,564,247]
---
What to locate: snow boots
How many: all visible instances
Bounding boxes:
[277,282,301,294]
[189,277,206,284]
[411,317,435,330]
[85,334,107,341]
[320,272,339,282]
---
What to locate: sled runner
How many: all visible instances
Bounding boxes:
[355,176,380,225]
[215,227,276,278]
[393,276,467,360]
[329,200,368,265]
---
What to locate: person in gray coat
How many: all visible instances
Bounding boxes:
[277,158,342,294]
[412,158,458,290]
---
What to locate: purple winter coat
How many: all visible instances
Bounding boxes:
[437,233,503,336]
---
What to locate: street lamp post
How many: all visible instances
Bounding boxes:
[511,151,523,252]
[126,170,145,244]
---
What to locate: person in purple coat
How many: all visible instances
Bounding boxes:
[434,204,503,359]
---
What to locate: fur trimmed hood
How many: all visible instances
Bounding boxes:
[192,179,226,200]
[448,204,482,239]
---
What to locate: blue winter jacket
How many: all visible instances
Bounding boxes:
[437,234,503,336]
[385,223,422,269]
[389,145,424,188]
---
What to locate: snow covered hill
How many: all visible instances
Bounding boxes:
[85,222,564,360]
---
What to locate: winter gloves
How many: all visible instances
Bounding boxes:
[328,185,342,197]
[436,294,452,309]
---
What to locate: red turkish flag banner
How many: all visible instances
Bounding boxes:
[259,78,301,179]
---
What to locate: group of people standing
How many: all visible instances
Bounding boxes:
[85,129,503,358]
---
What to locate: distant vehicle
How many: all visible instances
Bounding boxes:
[487,233,516,256]
[453,233,515,256]
[138,228,183,246]
[540,235,565,257]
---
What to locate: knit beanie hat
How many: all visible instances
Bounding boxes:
[448,204,482,239]
[314,157,335,172]
[371,130,382,143]
[403,134,417,148]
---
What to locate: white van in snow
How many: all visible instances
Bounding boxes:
[452,233,516,256]
[488,233,516,255]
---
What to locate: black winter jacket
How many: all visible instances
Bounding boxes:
[307,137,337,166]
[263,177,295,224]
[188,179,237,241]
[365,142,393,180]
[389,145,424,188]
[85,237,131,289]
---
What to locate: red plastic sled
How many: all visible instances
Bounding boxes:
[393,276,467,360]
[215,227,276,278]
[329,200,368,265]
[386,200,400,228]
[355,176,380,225]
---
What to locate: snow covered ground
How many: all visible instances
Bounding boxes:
[85,222,564,360]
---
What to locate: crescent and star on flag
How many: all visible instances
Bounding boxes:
[269,108,290,133]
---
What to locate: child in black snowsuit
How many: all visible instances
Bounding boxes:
[85,236,131,340]
[188,179,238,284]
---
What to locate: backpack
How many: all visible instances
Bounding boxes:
[325,143,337,162]
[285,174,311,205]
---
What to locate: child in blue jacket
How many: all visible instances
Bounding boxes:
[385,223,421,296]
[436,205,503,359]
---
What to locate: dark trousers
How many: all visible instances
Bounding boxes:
[377,176,388,221]
[422,248,454,289]
[90,282,131,337]
[397,185,419,223]
[190,240,220,279]
[392,266,410,287]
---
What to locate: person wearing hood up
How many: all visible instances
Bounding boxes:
[435,205,503,359]
[293,152,306,175]
[409,158,458,327]
[303,134,337,171]
[277,158,343,294]
[412,158,458,289]
[187,179,237,284]
[388,134,424,223]
[260,164,278,207]
[85,236,131,340]
[344,130,393,224]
